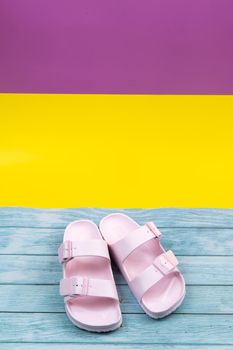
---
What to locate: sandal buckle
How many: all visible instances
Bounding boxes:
[58,240,72,263]
[146,222,161,238]
[159,250,179,272]
[73,277,89,296]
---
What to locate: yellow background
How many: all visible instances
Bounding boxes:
[0,94,232,208]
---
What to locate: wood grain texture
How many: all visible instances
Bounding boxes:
[0,208,233,228]
[1,345,233,350]
[1,227,233,256]
[0,208,233,349]
[0,313,233,344]
[0,255,232,285]
[0,285,233,314]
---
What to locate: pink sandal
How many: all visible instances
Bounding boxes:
[99,213,185,319]
[58,220,122,332]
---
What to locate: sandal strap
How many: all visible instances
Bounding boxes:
[60,276,118,301]
[130,250,179,302]
[58,239,110,264]
[111,222,161,263]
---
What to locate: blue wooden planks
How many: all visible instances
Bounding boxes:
[1,313,233,344]
[1,227,233,255]
[0,208,233,349]
[1,345,233,350]
[0,255,232,285]
[0,285,233,314]
[0,208,233,228]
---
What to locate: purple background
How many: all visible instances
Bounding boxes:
[0,0,233,94]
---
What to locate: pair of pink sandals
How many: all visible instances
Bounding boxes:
[58,213,186,332]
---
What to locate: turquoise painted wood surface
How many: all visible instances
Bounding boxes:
[0,208,233,349]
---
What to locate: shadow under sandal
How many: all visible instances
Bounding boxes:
[99,213,185,319]
[58,220,122,332]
